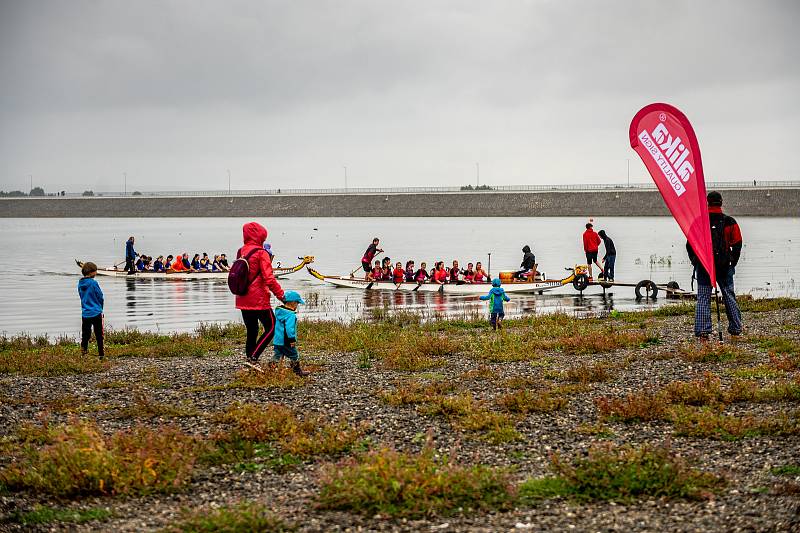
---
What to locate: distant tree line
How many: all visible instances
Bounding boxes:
[460,184,494,191]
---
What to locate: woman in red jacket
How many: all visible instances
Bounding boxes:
[236,222,286,364]
[392,262,405,284]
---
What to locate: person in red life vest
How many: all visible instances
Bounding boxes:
[582,222,602,279]
[686,191,743,339]
[235,221,286,365]
[414,262,430,283]
[432,261,448,284]
[369,260,382,281]
[449,260,461,283]
[404,260,416,282]
[473,262,488,283]
[462,262,476,283]
[380,257,392,281]
[392,262,405,284]
[171,253,187,271]
[361,237,384,279]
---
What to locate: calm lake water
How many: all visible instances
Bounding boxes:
[0,217,797,337]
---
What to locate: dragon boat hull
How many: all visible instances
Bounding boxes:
[76,256,314,280]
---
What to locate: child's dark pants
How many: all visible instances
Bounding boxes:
[81,314,104,358]
[490,311,505,330]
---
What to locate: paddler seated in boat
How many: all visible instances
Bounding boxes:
[211,255,223,272]
[135,255,151,272]
[380,257,392,281]
[404,261,416,282]
[514,245,536,281]
[415,262,430,283]
[190,254,202,271]
[473,262,488,283]
[463,262,475,283]
[367,260,381,281]
[392,262,405,284]
[199,253,212,271]
[449,260,462,284]
[163,255,174,271]
[171,254,187,271]
[153,256,165,272]
[432,261,448,284]
[218,254,230,271]
[361,237,384,279]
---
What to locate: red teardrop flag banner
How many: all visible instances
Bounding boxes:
[629,103,716,287]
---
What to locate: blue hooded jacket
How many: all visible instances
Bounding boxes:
[125,239,137,260]
[274,306,298,346]
[480,279,509,313]
[78,277,104,318]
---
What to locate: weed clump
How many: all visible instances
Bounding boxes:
[317,446,514,518]
[7,505,112,526]
[520,443,723,503]
[163,503,294,532]
[1,419,201,497]
[679,342,751,363]
[669,407,800,440]
[564,362,614,383]
[0,344,110,376]
[497,389,569,413]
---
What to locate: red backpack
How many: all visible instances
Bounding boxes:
[228,248,261,296]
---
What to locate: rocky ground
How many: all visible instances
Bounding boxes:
[1,304,799,532]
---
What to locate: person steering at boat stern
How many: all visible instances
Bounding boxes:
[272,291,309,376]
[236,222,286,365]
[78,262,105,359]
[480,278,510,331]
[124,236,137,274]
[686,191,743,339]
[361,237,384,278]
[514,245,536,280]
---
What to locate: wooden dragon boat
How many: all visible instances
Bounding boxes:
[306,266,584,294]
[75,256,314,280]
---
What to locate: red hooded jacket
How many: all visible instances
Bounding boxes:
[235,222,285,310]
[583,229,601,253]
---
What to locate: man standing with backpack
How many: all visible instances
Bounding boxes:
[229,222,286,367]
[686,191,743,339]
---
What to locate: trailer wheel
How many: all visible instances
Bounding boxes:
[635,280,658,300]
[599,278,613,289]
[573,274,589,291]
[665,281,680,299]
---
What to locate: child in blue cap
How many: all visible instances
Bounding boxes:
[480,278,510,330]
[272,290,309,376]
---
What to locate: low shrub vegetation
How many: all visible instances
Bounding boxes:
[497,389,569,413]
[1,419,201,497]
[669,407,800,440]
[162,503,294,532]
[7,505,112,526]
[0,345,111,376]
[317,446,514,518]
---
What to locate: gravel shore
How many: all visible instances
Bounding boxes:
[1,306,799,532]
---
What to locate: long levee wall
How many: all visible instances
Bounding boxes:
[1,188,798,217]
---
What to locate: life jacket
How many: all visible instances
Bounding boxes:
[392,267,405,283]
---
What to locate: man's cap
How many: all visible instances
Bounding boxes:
[283,291,305,304]
[707,191,723,206]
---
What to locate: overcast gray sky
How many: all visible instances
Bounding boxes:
[0,0,798,193]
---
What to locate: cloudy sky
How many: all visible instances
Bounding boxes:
[0,0,797,193]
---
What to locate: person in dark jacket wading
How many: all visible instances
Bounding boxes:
[598,230,616,282]
[686,191,743,339]
[236,222,286,366]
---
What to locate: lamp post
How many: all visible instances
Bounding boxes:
[28,174,32,193]
[123,172,127,196]
[476,162,480,187]
[227,169,231,194]
[344,166,348,190]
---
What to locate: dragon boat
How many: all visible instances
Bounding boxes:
[306,266,588,294]
[75,256,314,280]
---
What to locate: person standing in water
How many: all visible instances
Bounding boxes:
[582,223,602,279]
[124,236,137,274]
[235,221,286,367]
[598,230,616,282]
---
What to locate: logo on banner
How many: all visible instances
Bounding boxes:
[637,121,695,197]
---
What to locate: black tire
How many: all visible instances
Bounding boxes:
[572,273,589,291]
[599,279,613,289]
[665,281,680,299]
[635,280,658,300]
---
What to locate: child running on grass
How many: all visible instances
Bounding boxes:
[78,262,105,359]
[480,278,510,331]
[272,291,310,376]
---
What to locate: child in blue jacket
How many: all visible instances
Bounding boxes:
[272,291,309,376]
[480,278,510,330]
[78,262,105,358]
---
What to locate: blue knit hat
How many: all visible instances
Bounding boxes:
[492,278,502,287]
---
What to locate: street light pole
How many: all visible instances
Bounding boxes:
[344,166,348,190]
[123,172,127,196]
[476,162,480,187]
[28,174,32,193]
[227,169,231,194]
[626,159,630,187]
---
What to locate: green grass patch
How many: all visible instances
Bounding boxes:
[0,344,110,376]
[497,389,569,413]
[162,503,294,532]
[520,443,723,503]
[737,297,800,312]
[679,342,752,363]
[8,505,112,525]
[669,406,800,440]
[317,446,513,518]
[771,465,800,476]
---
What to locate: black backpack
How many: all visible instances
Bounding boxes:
[710,215,731,267]
[227,248,261,296]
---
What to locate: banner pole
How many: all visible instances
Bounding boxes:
[714,285,723,342]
